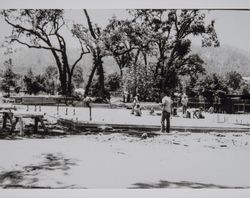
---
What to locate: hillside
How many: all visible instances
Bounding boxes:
[0,45,249,77]
[0,47,119,77]
[191,45,250,76]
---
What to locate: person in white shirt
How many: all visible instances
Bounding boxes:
[131,94,139,114]
[181,93,188,116]
[160,92,173,133]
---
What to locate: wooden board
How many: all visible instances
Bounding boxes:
[58,118,250,134]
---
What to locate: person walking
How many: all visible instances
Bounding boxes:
[160,91,173,133]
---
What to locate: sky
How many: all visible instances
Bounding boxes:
[0,9,250,53]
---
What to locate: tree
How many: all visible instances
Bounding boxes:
[44,65,59,95]
[23,68,46,95]
[72,65,84,88]
[1,9,90,96]
[225,71,243,91]
[0,58,17,96]
[196,73,228,106]
[72,10,109,99]
[23,68,35,95]
[103,17,153,99]
[102,10,218,101]
[103,17,151,77]
[129,9,219,95]
[32,74,47,94]
[105,73,122,92]
[241,83,250,97]
[125,62,159,101]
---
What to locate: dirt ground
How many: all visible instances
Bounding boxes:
[0,131,250,189]
[0,105,250,189]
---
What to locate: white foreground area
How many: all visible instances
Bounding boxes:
[0,132,250,188]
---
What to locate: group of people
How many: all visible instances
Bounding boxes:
[130,91,172,133]
[130,91,205,133]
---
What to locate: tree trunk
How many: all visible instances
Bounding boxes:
[96,49,105,98]
[59,74,67,96]
[84,62,98,97]
[84,10,106,100]
[85,49,106,99]
[67,72,73,97]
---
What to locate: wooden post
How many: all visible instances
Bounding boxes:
[6,112,13,126]
[19,117,24,136]
[10,117,18,133]
[2,113,7,129]
[57,104,59,115]
[27,105,29,111]
[35,105,37,112]
[65,107,68,116]
[90,106,92,121]
[73,108,76,116]
[39,106,41,112]
[39,117,47,133]
[34,117,39,133]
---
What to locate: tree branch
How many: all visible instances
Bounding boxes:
[83,9,97,40]
[11,38,62,52]
[173,11,179,34]
[5,17,62,52]
[71,44,90,75]
[5,18,47,43]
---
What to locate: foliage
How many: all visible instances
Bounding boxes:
[0,59,17,96]
[2,9,221,102]
[72,65,84,89]
[225,71,243,91]
[241,83,250,97]
[105,73,122,92]
[88,79,111,102]
[124,63,161,102]
[1,9,90,96]
[102,10,219,101]
[23,68,46,95]
[72,10,109,99]
[43,65,59,95]
[128,9,219,95]
[195,73,228,104]
[103,17,151,75]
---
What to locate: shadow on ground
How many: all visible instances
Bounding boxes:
[130,180,250,189]
[24,153,77,172]
[0,153,77,188]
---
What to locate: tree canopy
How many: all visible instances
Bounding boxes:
[1,9,90,96]
[1,9,222,102]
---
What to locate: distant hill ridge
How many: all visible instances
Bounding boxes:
[191,45,250,76]
[0,45,249,76]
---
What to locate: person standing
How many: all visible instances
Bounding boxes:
[160,92,173,133]
[181,93,188,116]
[131,94,139,114]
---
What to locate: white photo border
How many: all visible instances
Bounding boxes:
[0,0,249,197]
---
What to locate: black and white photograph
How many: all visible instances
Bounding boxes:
[0,1,250,196]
